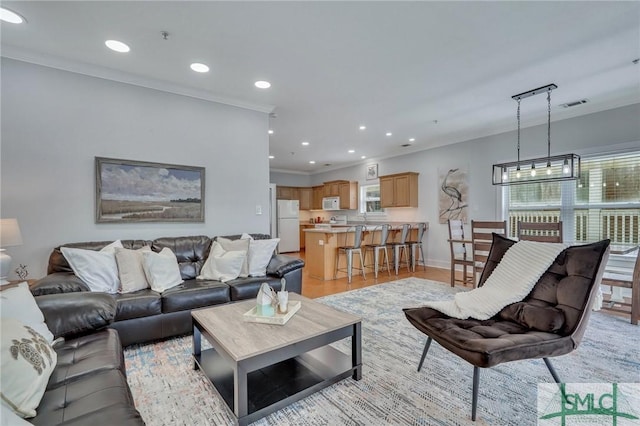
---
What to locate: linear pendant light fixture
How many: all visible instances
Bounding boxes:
[492,84,580,185]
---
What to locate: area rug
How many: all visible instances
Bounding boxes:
[124,278,640,425]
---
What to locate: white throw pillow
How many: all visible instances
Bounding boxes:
[115,246,152,293]
[247,238,280,277]
[0,317,57,419]
[198,242,246,283]
[1,401,32,425]
[60,240,124,294]
[142,248,183,292]
[216,237,250,277]
[0,282,54,343]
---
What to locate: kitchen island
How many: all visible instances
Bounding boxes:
[304,223,428,281]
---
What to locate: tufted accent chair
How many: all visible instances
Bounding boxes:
[404,234,610,421]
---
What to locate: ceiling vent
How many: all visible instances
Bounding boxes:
[560,99,588,108]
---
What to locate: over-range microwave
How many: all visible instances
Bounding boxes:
[322,197,340,211]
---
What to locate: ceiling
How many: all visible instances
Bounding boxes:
[2,2,639,174]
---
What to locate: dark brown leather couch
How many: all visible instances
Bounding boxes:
[31,234,305,346]
[31,292,144,425]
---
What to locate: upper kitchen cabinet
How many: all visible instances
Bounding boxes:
[299,187,313,210]
[339,181,358,210]
[323,180,343,197]
[312,186,324,210]
[379,172,419,208]
[276,186,299,200]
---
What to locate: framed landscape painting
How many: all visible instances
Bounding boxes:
[96,157,205,223]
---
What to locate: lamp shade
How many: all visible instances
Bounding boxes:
[0,218,23,247]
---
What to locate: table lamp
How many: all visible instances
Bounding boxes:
[0,218,23,284]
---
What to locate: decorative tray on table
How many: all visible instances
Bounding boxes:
[243,301,301,325]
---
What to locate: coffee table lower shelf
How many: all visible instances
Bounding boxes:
[194,345,355,425]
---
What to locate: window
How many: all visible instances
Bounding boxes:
[506,151,640,244]
[360,184,384,214]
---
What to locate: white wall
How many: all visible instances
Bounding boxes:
[269,171,312,187]
[310,103,640,268]
[1,59,271,279]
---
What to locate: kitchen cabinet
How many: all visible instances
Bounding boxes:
[379,172,419,207]
[339,181,358,210]
[276,186,300,201]
[323,181,343,197]
[299,188,313,210]
[312,186,324,210]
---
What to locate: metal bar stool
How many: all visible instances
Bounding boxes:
[388,224,411,275]
[407,222,428,272]
[334,225,366,283]
[363,224,392,279]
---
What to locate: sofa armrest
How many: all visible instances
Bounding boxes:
[35,292,117,339]
[267,254,304,278]
[31,272,90,296]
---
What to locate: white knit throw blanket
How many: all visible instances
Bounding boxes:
[424,241,566,320]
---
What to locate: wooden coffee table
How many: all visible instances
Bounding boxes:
[192,293,362,426]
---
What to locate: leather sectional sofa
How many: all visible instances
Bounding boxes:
[30,292,144,425]
[31,234,305,346]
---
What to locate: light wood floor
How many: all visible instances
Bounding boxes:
[291,250,456,299]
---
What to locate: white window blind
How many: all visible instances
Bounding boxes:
[506,151,640,243]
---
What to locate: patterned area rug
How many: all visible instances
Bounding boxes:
[124,278,640,425]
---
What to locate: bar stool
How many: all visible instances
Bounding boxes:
[407,222,428,272]
[363,224,392,279]
[334,225,366,284]
[388,224,411,275]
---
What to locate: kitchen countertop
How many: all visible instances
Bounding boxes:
[303,222,428,233]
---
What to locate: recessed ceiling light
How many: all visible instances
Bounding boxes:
[268,155,274,159]
[386,132,392,136]
[268,130,274,135]
[0,7,25,23]
[309,160,316,164]
[359,125,366,130]
[190,63,210,73]
[255,81,271,89]
[105,40,130,53]
[409,138,415,142]
[301,141,309,146]
[361,155,366,159]
[348,149,355,154]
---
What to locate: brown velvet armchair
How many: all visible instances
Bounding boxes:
[404,234,610,421]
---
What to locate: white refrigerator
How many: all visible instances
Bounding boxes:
[277,199,300,253]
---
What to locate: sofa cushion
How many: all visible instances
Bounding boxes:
[152,235,211,280]
[60,240,124,294]
[35,292,116,339]
[47,329,124,390]
[198,241,246,282]
[114,290,162,321]
[30,273,90,296]
[161,279,231,313]
[226,276,286,301]
[47,240,153,275]
[30,369,143,426]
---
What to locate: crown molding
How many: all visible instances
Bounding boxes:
[1,46,276,114]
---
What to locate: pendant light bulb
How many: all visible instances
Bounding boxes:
[530,163,536,177]
[563,158,570,174]
[546,161,552,175]
[516,164,521,179]
[502,167,508,181]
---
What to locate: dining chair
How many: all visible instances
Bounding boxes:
[600,249,640,325]
[363,224,392,279]
[334,225,366,283]
[407,223,428,272]
[447,219,474,287]
[388,224,411,275]
[517,221,563,243]
[471,220,507,286]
